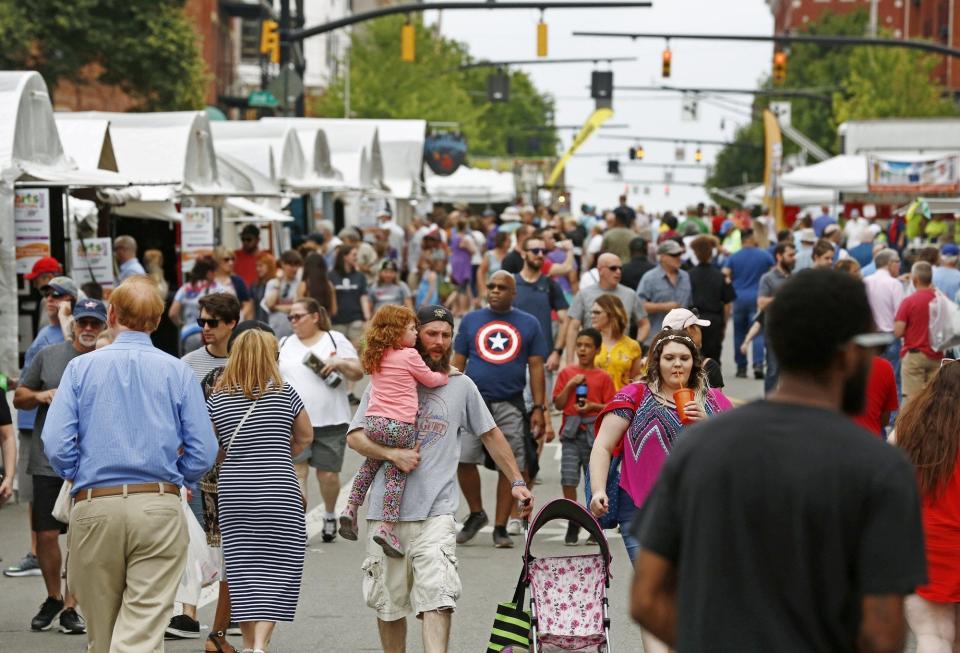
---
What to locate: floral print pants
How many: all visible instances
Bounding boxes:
[348,416,416,522]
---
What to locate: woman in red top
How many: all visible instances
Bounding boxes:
[896,361,960,651]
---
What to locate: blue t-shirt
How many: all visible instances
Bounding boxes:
[454,307,549,401]
[513,274,568,346]
[726,247,774,300]
[934,266,960,302]
[18,324,65,431]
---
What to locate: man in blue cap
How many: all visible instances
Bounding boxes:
[13,298,106,635]
[933,243,960,300]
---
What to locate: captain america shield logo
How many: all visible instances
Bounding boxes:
[475,321,522,364]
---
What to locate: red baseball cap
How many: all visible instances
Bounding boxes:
[25,256,63,280]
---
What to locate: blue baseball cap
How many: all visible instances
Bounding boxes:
[942,243,960,257]
[72,298,107,322]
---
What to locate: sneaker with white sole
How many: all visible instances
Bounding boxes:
[227,621,241,635]
[505,518,524,535]
[31,596,64,631]
[59,608,86,635]
[4,552,41,577]
[321,517,337,543]
[165,614,200,639]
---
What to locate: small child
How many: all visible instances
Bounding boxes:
[552,328,616,546]
[338,305,449,558]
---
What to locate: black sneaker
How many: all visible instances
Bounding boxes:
[165,614,200,639]
[31,596,64,631]
[735,367,747,379]
[753,367,765,380]
[455,511,488,544]
[321,517,337,543]
[492,526,514,548]
[227,621,241,635]
[59,608,86,635]
[564,522,580,546]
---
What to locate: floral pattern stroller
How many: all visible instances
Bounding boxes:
[523,498,613,652]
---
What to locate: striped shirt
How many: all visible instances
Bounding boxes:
[181,346,228,384]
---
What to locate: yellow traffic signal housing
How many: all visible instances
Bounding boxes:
[661,48,672,78]
[694,147,703,163]
[401,23,416,62]
[773,50,787,85]
[260,19,280,64]
[537,21,548,57]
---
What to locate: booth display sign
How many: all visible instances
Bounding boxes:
[868,155,960,193]
[424,133,467,176]
[181,207,215,275]
[71,238,115,289]
[14,188,51,274]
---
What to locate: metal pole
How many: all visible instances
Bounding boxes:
[281,0,291,117]
[344,47,351,119]
[868,0,879,38]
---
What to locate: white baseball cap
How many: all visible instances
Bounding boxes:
[662,308,711,330]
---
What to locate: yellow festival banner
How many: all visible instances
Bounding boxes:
[546,107,614,187]
[763,108,785,230]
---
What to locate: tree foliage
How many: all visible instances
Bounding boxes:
[0,0,207,111]
[311,15,557,158]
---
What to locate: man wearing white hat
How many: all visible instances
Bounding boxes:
[793,228,817,272]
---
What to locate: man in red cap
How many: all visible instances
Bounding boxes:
[25,257,62,288]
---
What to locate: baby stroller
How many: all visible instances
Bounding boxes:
[513,498,614,652]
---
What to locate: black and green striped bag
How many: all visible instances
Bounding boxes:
[486,571,532,652]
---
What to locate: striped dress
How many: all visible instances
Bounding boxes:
[208,382,306,622]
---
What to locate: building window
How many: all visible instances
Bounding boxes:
[240,18,261,65]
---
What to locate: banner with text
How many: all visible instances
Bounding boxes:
[15,188,51,274]
[181,207,216,276]
[71,238,115,289]
[868,155,960,193]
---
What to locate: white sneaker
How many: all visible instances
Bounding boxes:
[506,518,523,535]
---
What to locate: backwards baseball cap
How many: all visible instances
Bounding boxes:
[662,308,711,331]
[25,256,63,280]
[41,276,78,298]
[72,298,107,322]
[416,305,454,328]
[657,240,684,256]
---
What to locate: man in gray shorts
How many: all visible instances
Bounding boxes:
[452,271,548,548]
[346,305,532,653]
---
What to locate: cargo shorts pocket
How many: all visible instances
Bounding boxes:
[438,543,462,602]
[361,556,387,610]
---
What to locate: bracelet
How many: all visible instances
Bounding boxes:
[531,404,546,412]
[553,348,563,355]
[511,479,527,488]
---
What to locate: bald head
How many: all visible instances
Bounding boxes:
[487,270,516,312]
[596,253,623,289]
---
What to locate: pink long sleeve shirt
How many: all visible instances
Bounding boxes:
[366,347,449,423]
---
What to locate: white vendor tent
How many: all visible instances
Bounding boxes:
[780,155,868,193]
[744,184,837,207]
[54,116,118,171]
[426,166,516,204]
[345,119,426,200]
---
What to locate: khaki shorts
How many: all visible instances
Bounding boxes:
[361,515,461,621]
[459,400,526,470]
[332,321,365,349]
[901,351,941,400]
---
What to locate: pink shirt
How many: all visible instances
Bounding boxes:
[366,347,449,423]
[864,268,905,333]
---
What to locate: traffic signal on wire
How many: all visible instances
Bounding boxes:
[662,48,672,78]
[537,20,548,57]
[260,19,280,64]
[773,50,787,85]
[401,22,416,62]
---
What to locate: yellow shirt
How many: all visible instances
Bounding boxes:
[595,336,642,390]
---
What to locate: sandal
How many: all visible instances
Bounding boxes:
[206,631,237,653]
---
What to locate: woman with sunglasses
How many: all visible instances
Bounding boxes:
[894,361,960,652]
[591,294,643,391]
[213,246,254,321]
[278,298,363,543]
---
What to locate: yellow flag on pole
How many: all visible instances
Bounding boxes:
[545,107,614,188]
[762,109,785,230]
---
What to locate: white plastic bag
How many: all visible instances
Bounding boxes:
[929,290,960,351]
[51,480,73,523]
[179,497,220,594]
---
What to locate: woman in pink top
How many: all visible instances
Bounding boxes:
[338,305,448,557]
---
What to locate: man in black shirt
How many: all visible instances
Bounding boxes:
[686,235,735,362]
[631,269,926,653]
[620,237,654,291]
[500,225,534,275]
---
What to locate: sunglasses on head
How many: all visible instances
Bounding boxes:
[197,318,221,328]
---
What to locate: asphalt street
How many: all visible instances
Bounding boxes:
[0,327,766,652]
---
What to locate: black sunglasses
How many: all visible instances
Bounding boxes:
[487,283,511,291]
[525,247,546,255]
[603,265,622,272]
[197,318,221,328]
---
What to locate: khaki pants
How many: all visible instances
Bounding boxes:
[67,491,187,653]
[901,351,941,401]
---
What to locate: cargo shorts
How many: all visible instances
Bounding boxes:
[360,515,461,621]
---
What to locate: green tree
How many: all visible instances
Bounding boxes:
[0,0,207,111]
[312,15,557,157]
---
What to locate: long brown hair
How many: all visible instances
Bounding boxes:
[895,362,960,497]
[361,305,417,374]
[594,294,627,340]
[302,252,335,314]
[215,329,284,399]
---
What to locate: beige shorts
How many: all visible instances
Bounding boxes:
[361,515,461,621]
[901,351,941,400]
[332,321,365,348]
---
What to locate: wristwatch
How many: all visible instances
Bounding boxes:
[531,404,547,412]
[553,348,563,355]
[511,479,527,488]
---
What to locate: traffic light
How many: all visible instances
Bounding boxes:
[487,70,510,102]
[260,19,280,64]
[661,47,672,78]
[694,147,703,163]
[773,50,787,85]
[401,22,416,62]
[636,145,645,160]
[537,20,548,57]
[607,159,620,175]
[628,147,636,160]
[591,71,613,100]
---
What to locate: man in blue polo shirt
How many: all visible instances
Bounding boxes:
[723,229,774,379]
[453,271,548,548]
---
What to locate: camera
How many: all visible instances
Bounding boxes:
[303,352,343,388]
[575,383,588,408]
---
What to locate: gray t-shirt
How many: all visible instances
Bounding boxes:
[181,346,228,384]
[759,267,790,299]
[22,341,83,477]
[568,283,647,328]
[349,374,496,521]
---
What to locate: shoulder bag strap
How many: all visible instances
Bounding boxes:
[326,331,338,352]
[225,399,258,454]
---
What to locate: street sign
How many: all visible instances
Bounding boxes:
[267,65,305,105]
[770,101,791,128]
[248,90,279,108]
[681,96,698,121]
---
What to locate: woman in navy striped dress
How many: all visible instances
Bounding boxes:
[207,329,314,653]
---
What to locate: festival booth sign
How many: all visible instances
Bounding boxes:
[867,153,960,194]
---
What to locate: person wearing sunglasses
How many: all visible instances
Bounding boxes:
[637,240,694,348]
[213,246,253,322]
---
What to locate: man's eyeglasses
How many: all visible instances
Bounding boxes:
[288,312,312,323]
[602,265,622,272]
[76,318,103,330]
[525,248,546,255]
[197,318,221,328]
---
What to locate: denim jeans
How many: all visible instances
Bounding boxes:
[764,341,779,395]
[882,338,902,398]
[733,297,763,370]
[616,486,640,564]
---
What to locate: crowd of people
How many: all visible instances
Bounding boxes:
[0,196,959,653]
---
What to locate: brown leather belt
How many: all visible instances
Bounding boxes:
[73,482,180,504]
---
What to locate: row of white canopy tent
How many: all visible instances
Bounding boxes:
[745,155,869,207]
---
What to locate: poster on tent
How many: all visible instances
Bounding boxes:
[180,207,215,276]
[867,155,960,193]
[71,238,115,289]
[14,188,51,275]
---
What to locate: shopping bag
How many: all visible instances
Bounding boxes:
[180,498,220,590]
[487,571,532,652]
[929,290,960,351]
[51,480,73,523]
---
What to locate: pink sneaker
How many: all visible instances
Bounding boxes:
[373,524,404,558]
[338,505,359,541]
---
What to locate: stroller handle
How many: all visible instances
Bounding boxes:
[522,498,612,580]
